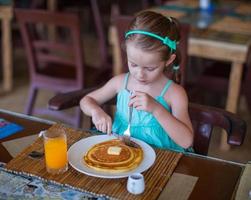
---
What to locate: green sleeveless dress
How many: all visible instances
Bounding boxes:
[112,73,192,152]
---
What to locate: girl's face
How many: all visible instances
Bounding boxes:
[126,42,175,85]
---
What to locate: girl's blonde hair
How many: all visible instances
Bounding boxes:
[125,11,182,83]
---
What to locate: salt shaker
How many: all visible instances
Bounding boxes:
[127,173,145,195]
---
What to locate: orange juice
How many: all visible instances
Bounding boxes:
[43,132,68,174]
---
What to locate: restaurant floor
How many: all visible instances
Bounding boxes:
[1,33,251,165]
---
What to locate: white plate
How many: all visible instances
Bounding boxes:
[68,135,156,178]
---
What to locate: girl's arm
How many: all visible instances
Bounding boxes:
[129,85,193,149]
[80,74,124,134]
[152,85,193,148]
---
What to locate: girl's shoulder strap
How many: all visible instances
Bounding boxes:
[160,79,173,97]
[123,72,130,89]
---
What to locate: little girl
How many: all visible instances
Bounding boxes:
[80,11,194,152]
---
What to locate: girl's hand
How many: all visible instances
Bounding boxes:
[91,109,112,135]
[128,91,159,113]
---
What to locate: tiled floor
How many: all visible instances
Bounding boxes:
[1,34,251,164]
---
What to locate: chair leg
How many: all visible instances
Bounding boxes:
[244,66,251,112]
[0,143,13,163]
[25,87,38,115]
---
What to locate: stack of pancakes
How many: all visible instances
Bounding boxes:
[84,139,143,173]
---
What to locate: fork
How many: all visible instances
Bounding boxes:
[122,106,139,148]
[124,106,132,138]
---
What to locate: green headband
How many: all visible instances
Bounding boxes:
[125,30,176,51]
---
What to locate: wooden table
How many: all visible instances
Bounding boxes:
[0,109,244,199]
[0,109,53,163]
[0,6,13,92]
[156,0,251,114]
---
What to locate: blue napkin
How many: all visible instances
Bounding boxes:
[0,118,24,139]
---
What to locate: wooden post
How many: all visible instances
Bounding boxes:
[220,61,244,150]
[109,26,123,76]
[0,6,13,92]
[47,0,57,40]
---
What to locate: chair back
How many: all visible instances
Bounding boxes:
[179,23,190,86]
[15,9,89,128]
[189,103,246,155]
[243,46,251,112]
[15,9,85,92]
[112,14,134,73]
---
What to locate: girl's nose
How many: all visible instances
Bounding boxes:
[137,68,145,78]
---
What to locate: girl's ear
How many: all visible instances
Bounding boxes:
[165,54,176,67]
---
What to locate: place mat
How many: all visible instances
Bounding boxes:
[0,164,107,200]
[210,17,251,35]
[235,162,251,200]
[5,124,183,200]
[191,28,251,45]
[151,0,198,19]
[150,7,186,19]
[159,4,197,13]
[158,173,198,200]
[163,0,198,10]
[179,12,222,29]
[2,134,37,157]
[236,3,251,15]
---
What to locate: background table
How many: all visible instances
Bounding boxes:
[154,0,251,114]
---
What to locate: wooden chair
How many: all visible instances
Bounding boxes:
[244,51,251,111]
[111,13,133,73]
[15,9,111,128]
[48,88,246,156]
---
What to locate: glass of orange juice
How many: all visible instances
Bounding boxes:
[43,128,68,174]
